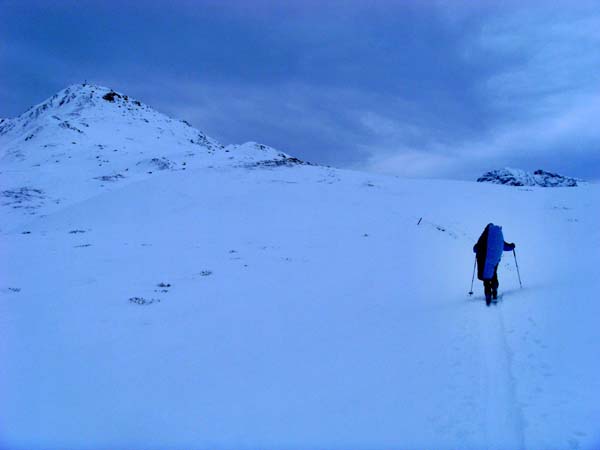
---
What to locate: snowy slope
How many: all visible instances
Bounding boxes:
[1,87,600,450]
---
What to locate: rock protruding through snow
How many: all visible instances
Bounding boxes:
[477,168,580,187]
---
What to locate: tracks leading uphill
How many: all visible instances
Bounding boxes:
[477,305,526,448]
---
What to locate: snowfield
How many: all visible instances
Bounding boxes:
[1,85,599,449]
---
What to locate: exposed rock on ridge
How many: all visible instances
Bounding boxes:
[477,168,580,187]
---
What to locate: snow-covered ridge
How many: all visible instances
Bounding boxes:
[0,83,298,164]
[0,83,305,222]
[477,168,581,187]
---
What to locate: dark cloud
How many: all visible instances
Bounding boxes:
[1,0,599,180]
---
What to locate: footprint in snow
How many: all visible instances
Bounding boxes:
[155,282,172,293]
[2,287,21,294]
[129,297,160,306]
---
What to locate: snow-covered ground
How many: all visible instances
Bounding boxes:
[1,85,599,449]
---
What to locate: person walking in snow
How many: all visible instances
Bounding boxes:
[473,223,516,306]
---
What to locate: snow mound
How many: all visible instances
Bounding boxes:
[477,168,580,187]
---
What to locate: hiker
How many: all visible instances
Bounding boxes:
[473,223,516,306]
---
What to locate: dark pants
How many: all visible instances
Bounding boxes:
[483,265,499,298]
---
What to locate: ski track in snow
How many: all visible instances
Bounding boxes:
[477,303,526,449]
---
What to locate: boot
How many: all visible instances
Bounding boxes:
[484,282,492,306]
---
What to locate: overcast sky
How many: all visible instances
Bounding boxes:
[2,0,599,180]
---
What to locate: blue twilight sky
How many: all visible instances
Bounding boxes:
[2,0,599,180]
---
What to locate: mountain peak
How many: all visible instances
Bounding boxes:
[0,83,158,140]
[27,83,145,119]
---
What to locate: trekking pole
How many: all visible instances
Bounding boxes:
[513,249,522,288]
[468,256,476,296]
